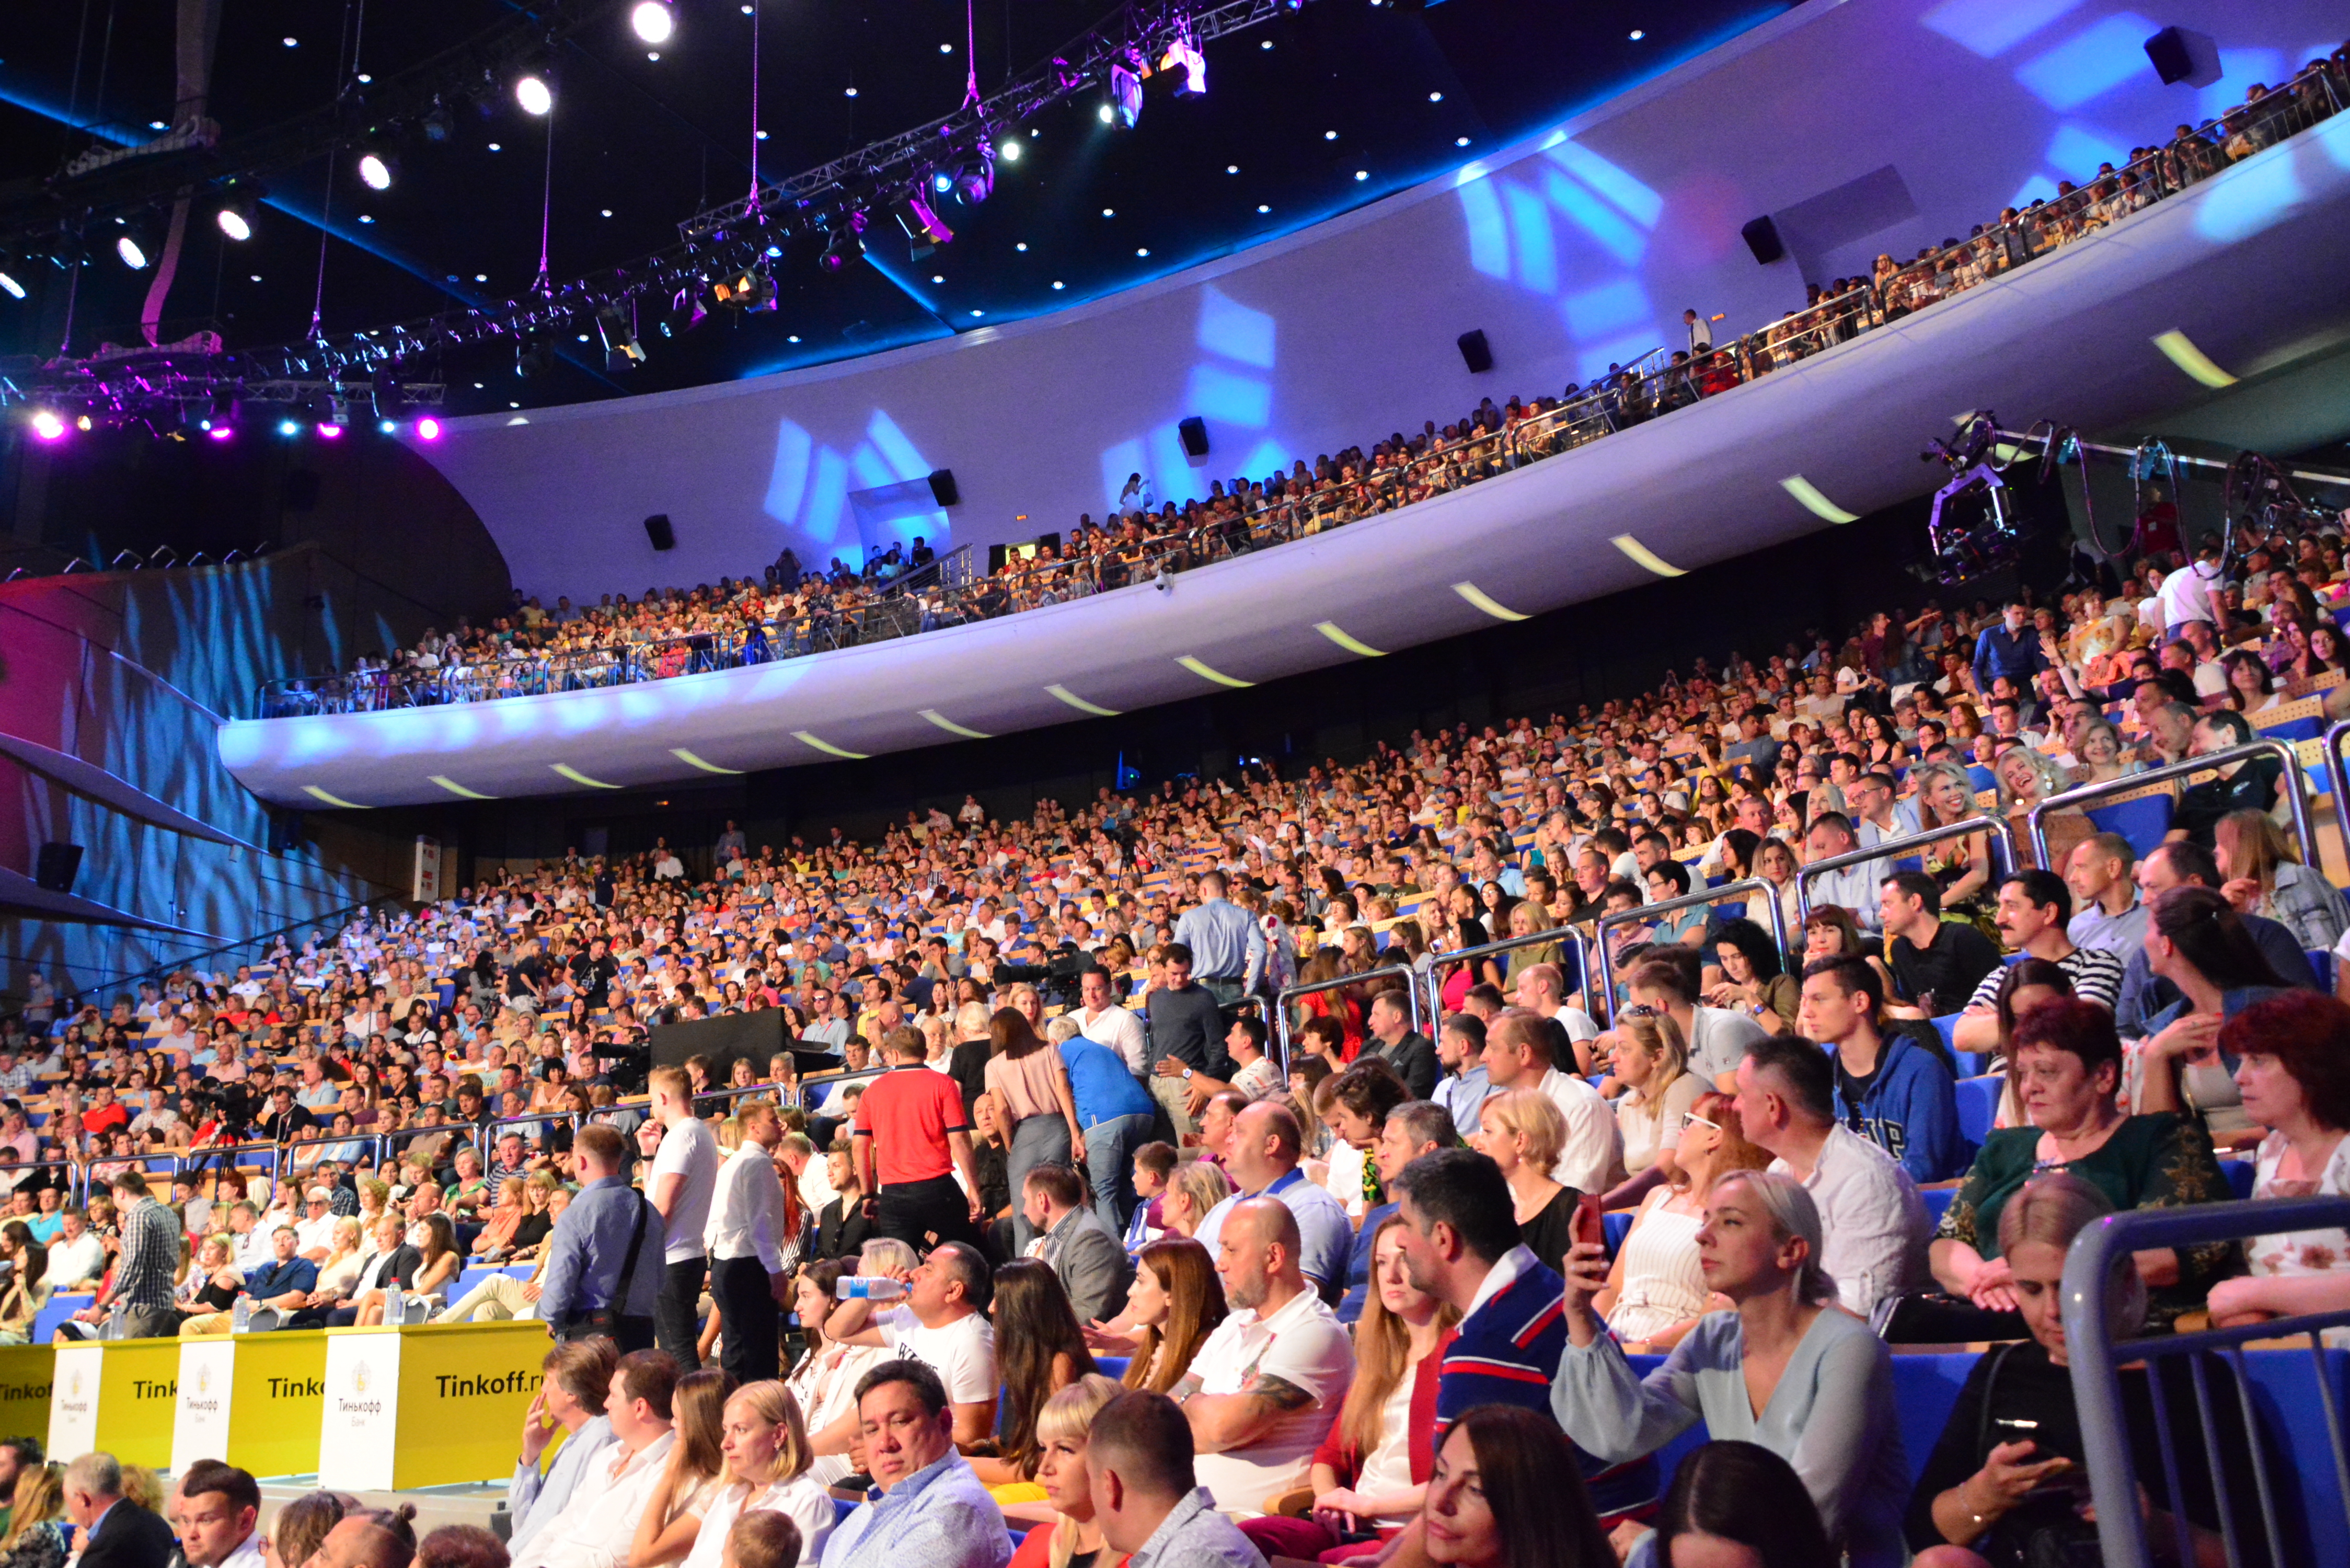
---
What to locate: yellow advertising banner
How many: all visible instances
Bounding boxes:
[0,1346,54,1446]
[174,1332,332,1478]
[319,1322,551,1491]
[49,1338,179,1468]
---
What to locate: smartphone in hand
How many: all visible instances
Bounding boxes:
[1573,1191,1605,1250]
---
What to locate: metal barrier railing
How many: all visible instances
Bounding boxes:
[1416,923,1595,1029]
[2324,718,2350,856]
[1592,878,1789,1027]
[2024,739,2318,871]
[2062,1195,2350,1567]
[1792,814,2023,927]
[1274,964,1424,1075]
[795,1066,889,1116]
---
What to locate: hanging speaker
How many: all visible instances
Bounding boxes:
[1741,216,1785,265]
[1457,329,1493,374]
[644,513,676,551]
[928,469,960,507]
[2143,26,2220,87]
[1178,417,1209,459]
[34,843,83,895]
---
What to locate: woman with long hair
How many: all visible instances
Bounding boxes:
[1419,1406,1617,1568]
[0,1223,47,1344]
[971,1258,1097,1490]
[984,1009,1088,1253]
[785,1258,889,1484]
[1107,1237,1227,1393]
[631,1368,734,1566]
[1703,918,1797,1034]
[2133,885,2295,1143]
[1657,1442,1835,1568]
[1005,1376,1127,1568]
[2213,807,2350,951]
[1558,1170,1908,1566]
[1589,1090,1770,1350]
[1606,1010,1706,1197]
[0,1465,68,1568]
[1155,1160,1233,1241]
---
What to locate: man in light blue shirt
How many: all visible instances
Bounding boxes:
[823,1361,1009,1568]
[1191,1103,1352,1300]
[1432,1014,1493,1139]
[506,1341,619,1555]
[1172,872,1266,1001]
[1088,1391,1268,1568]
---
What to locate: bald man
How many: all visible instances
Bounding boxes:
[1172,1198,1355,1516]
[1190,1102,1353,1299]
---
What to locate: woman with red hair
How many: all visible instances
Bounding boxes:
[2207,991,2350,1327]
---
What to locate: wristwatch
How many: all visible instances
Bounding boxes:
[1181,1067,1194,1081]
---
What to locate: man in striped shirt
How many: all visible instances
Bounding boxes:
[1950,870,2125,1056]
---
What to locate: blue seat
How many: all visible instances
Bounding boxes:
[1096,1355,1130,1381]
[1956,1075,2001,1146]
[1604,1212,1635,1257]
[2087,794,2175,858]
[1932,1013,1961,1053]
[2263,716,2323,744]
[1921,1186,1959,1227]
[2309,949,2336,994]
[2223,1159,2255,1201]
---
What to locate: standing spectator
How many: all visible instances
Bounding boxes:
[1046,1018,1156,1234]
[706,1102,800,1386]
[61,1454,175,1568]
[853,1028,986,1255]
[1173,872,1268,1007]
[819,1361,1011,1568]
[69,1171,177,1340]
[1069,968,1147,1078]
[647,1067,721,1369]
[1731,1038,1927,1319]
[1087,1391,1267,1568]
[1144,948,1234,1139]
[983,1011,1087,1255]
[538,1126,664,1351]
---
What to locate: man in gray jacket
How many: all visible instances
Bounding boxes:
[1021,1163,1131,1324]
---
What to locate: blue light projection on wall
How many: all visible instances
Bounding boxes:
[763,409,942,568]
[1457,137,1664,382]
[1097,286,1284,515]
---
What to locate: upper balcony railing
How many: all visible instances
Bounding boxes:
[250,66,2346,722]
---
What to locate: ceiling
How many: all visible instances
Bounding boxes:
[0,0,1789,418]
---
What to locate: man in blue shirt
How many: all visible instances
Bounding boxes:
[1971,600,2049,693]
[539,1125,665,1351]
[1171,872,1266,1003]
[823,1361,1009,1568]
[1432,1014,1492,1139]
[181,1226,319,1335]
[1192,1103,1352,1300]
[1805,958,1964,1183]
[1053,1021,1157,1233]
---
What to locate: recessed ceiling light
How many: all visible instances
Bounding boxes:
[282,37,297,48]
[474,382,485,389]
[844,86,858,97]
[147,120,167,131]
[1102,207,1114,217]
[1354,170,1367,180]
[1257,204,1270,214]
[1226,164,1238,174]
[1456,136,1470,146]
[647,51,660,61]
[1324,130,1338,141]
[755,130,768,140]
[788,335,801,342]
[359,214,374,223]
[1136,247,1148,257]
[1015,242,1027,251]
[511,402,521,409]
[1052,280,1065,290]
[358,73,372,84]
[488,142,502,152]
[474,273,488,282]
[601,209,613,217]
[446,274,459,282]
[250,273,263,282]
[741,4,752,12]
[577,334,590,342]
[1261,39,1272,49]
[1430,91,1443,102]
[970,309,982,317]
[1629,29,1645,40]
[939,42,952,53]
[932,274,944,283]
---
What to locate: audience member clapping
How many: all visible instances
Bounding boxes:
[1589,1090,1769,1349]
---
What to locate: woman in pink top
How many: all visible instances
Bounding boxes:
[984,1009,1088,1252]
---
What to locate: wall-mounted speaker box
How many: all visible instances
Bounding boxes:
[644,513,676,551]
[1457,329,1493,373]
[927,468,960,507]
[2144,26,2220,87]
[1178,416,1210,458]
[1741,215,1785,264]
[34,842,83,894]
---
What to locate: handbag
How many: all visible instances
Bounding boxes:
[1972,1343,2102,1568]
[566,1192,651,1338]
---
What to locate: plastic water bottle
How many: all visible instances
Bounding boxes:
[384,1283,405,1325]
[834,1276,906,1301]
[105,1301,124,1341]
[231,1297,252,1334]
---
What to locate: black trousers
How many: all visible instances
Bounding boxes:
[874,1175,985,1256]
[657,1256,707,1369]
[712,1255,780,1386]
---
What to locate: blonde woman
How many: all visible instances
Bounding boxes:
[663,1381,836,1568]
[295,1217,369,1322]
[1155,1158,1232,1240]
[1004,1375,1127,1568]
[1589,1091,1770,1350]
[1609,1009,1705,1195]
[469,1178,532,1259]
[1468,1089,1577,1278]
[0,1464,67,1568]
[2214,806,2350,950]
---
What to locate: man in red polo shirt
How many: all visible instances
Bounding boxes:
[853,1025,987,1253]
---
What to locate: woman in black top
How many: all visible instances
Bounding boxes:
[1906,1170,2265,1567]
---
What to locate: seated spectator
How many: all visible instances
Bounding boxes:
[179,1225,318,1336]
[1702,919,1800,1035]
[2115,842,2317,1035]
[1174,1198,1355,1516]
[1339,1101,1457,1324]
[2214,809,2350,952]
[1554,1170,1908,1568]
[1388,1147,1657,1521]
[511,1350,681,1568]
[2206,992,2350,1328]
[1877,870,2002,1020]
[414,1527,510,1568]
[509,1339,620,1555]
[1020,1162,1131,1326]
[969,1259,1097,1491]
[1906,1173,2263,1566]
[1004,1375,1127,1568]
[267,1490,354,1568]
[718,1513,795,1568]
[628,1369,730,1566]
[1803,957,1965,1182]
[1466,1089,1577,1277]
[2171,709,2279,845]
[167,1459,262,1568]
[1480,1010,1622,1195]
[1243,1214,1458,1561]
[1656,1440,1835,1568]
[1085,1390,1268,1568]
[1417,1406,1616,1568]
[787,1258,891,1484]
[2063,833,2148,958]
[642,1380,835,1568]
[1732,1036,1926,1320]
[0,1225,46,1344]
[1358,993,1438,1100]
[1951,872,2124,1055]
[1318,1063,1408,1223]
[1430,1014,1491,1141]
[1591,1090,1770,1349]
[822,1242,997,1451]
[2133,886,2298,1143]
[821,1359,1012,1568]
[1093,1236,1227,1392]
[1193,1103,1353,1301]
[0,1461,68,1568]
[43,1210,103,1289]
[1604,1008,1706,1204]
[1122,1142,1178,1256]
[1620,958,1767,1094]
[1929,998,2234,1335]
[1156,1159,1232,1241]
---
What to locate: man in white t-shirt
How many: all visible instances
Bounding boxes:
[2156,550,2223,637]
[824,1240,998,1449]
[1173,1197,1354,1516]
[1071,968,1147,1076]
[646,1067,719,1370]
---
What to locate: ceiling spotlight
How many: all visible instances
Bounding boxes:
[277,418,301,436]
[932,170,955,195]
[895,194,953,257]
[1107,60,1143,128]
[1160,36,1206,97]
[1257,203,1270,213]
[515,73,554,116]
[207,425,233,442]
[1629,29,1644,40]
[1355,170,1368,180]
[1015,242,1027,252]
[630,1,675,44]
[1324,130,1338,141]
[356,149,395,190]
[216,191,258,241]
[846,86,859,97]
[820,213,868,272]
[416,417,443,441]
[30,410,66,442]
[378,419,398,434]
[598,301,649,363]
[1430,91,1443,102]
[999,138,1022,162]
[0,269,24,300]
[1456,135,1470,146]
[1097,103,1113,124]
[1136,247,1149,257]
[317,422,345,440]
[951,151,994,206]
[117,235,149,269]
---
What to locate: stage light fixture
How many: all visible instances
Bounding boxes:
[416,417,444,441]
[207,425,234,442]
[317,421,345,439]
[820,215,867,272]
[117,235,149,269]
[932,170,955,195]
[630,1,675,44]
[357,149,396,190]
[30,410,66,442]
[216,202,254,241]
[0,268,23,300]
[1160,37,1206,96]
[516,332,556,376]
[277,418,301,436]
[895,194,953,257]
[516,72,555,116]
[378,419,397,434]
[598,301,649,364]
[1108,64,1142,128]
[1098,103,1114,123]
[999,138,1022,162]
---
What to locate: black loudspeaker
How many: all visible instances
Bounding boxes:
[2144,26,2220,87]
[1177,416,1209,459]
[927,468,959,507]
[1456,329,1493,374]
[266,812,305,854]
[1741,216,1785,264]
[282,471,321,512]
[34,843,82,895]
[644,513,676,551]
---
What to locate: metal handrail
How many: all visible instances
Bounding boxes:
[1417,923,1594,1027]
[1592,878,1789,1027]
[795,1065,890,1115]
[2324,717,2350,854]
[2062,1195,2350,1567]
[1793,814,2022,926]
[2024,739,2317,870]
[1274,963,1423,1075]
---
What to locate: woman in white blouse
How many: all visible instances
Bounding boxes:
[633,1379,835,1568]
[2205,993,2350,1329]
[1588,1090,1769,1350]
[786,1258,891,1484]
